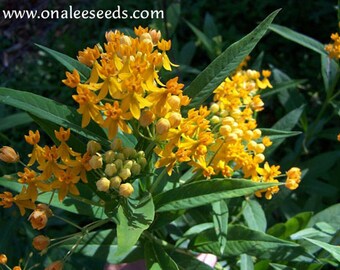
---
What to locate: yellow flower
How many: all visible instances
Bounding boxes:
[53,168,81,201]
[325,32,340,59]
[285,167,301,190]
[0,254,7,264]
[102,101,132,139]
[62,69,80,88]
[72,85,103,127]
[77,46,100,66]
[257,162,281,182]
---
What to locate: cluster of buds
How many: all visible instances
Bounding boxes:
[87,139,146,198]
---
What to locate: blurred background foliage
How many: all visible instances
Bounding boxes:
[1,0,339,268]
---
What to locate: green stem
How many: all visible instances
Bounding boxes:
[68,194,103,207]
[53,214,83,230]
[48,190,56,206]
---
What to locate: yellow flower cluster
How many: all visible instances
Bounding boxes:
[63,26,189,139]
[155,64,301,199]
[325,32,340,59]
[0,128,92,215]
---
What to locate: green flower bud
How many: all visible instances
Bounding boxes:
[138,157,147,168]
[137,151,145,158]
[131,163,141,175]
[114,159,123,170]
[105,163,117,177]
[110,176,122,189]
[119,168,131,180]
[115,153,125,161]
[104,150,115,163]
[87,140,102,155]
[123,160,133,169]
[123,147,137,159]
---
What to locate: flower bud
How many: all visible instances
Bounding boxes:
[243,130,253,141]
[156,118,170,135]
[131,163,141,175]
[28,204,52,230]
[149,29,161,45]
[111,138,123,151]
[120,35,132,46]
[33,235,50,251]
[0,254,7,264]
[255,143,265,153]
[114,159,123,170]
[219,125,232,136]
[96,177,111,192]
[262,136,272,147]
[87,140,101,155]
[45,260,64,270]
[110,176,122,189]
[210,115,220,124]
[13,267,21,270]
[123,148,136,159]
[138,157,147,168]
[168,112,182,128]
[140,33,152,44]
[254,154,265,163]
[137,151,145,158]
[0,146,19,163]
[119,168,131,180]
[89,155,103,169]
[105,163,117,177]
[139,110,155,127]
[119,183,134,198]
[247,141,257,151]
[123,160,134,169]
[167,95,181,111]
[253,129,262,139]
[210,103,220,113]
[222,117,234,126]
[104,150,115,163]
[114,153,124,161]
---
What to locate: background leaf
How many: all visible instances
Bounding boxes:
[242,199,267,232]
[212,200,229,254]
[183,10,280,113]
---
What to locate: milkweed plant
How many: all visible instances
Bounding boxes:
[0,8,339,270]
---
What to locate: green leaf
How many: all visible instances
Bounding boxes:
[166,2,181,38]
[0,112,33,131]
[269,263,296,270]
[186,20,214,57]
[268,24,327,56]
[321,54,339,94]
[240,254,254,270]
[243,199,266,232]
[261,80,306,98]
[36,43,91,81]
[303,238,340,262]
[0,176,105,219]
[260,128,302,141]
[308,203,340,230]
[116,194,155,256]
[0,87,111,146]
[212,200,229,254]
[266,105,304,155]
[183,10,280,113]
[154,178,281,212]
[171,252,214,270]
[191,225,307,261]
[267,212,313,240]
[144,241,179,270]
[62,230,143,264]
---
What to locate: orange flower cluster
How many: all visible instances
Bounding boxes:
[0,128,92,215]
[325,32,340,59]
[63,26,189,139]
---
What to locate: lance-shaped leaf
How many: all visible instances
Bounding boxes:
[36,43,91,81]
[144,241,179,270]
[116,194,155,256]
[242,199,267,232]
[212,200,229,254]
[183,10,280,112]
[154,179,281,212]
[190,225,311,261]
